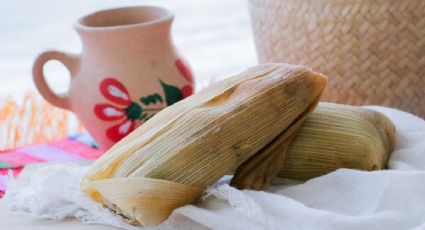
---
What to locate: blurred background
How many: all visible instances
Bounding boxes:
[0,0,257,98]
[0,0,257,149]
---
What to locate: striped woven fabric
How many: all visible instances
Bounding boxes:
[0,133,103,198]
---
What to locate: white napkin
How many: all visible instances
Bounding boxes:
[4,106,425,230]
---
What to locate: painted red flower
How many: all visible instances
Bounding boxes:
[94,61,194,143]
[94,78,141,142]
[175,59,194,98]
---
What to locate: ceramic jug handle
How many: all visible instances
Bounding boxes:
[32,50,79,110]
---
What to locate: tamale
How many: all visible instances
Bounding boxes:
[231,103,395,190]
[81,63,327,226]
[279,103,395,181]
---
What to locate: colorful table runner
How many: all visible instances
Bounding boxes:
[0,133,103,197]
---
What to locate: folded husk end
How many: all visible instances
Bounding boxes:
[81,177,203,226]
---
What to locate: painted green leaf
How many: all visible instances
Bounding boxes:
[0,161,13,169]
[125,102,143,120]
[140,93,163,105]
[160,80,183,106]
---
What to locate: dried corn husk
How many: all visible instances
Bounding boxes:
[277,103,396,181]
[81,63,327,226]
[232,103,395,189]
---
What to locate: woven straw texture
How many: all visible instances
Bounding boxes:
[249,0,425,117]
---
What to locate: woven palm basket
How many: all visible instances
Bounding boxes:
[249,0,425,117]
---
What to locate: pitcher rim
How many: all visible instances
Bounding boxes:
[74,6,174,32]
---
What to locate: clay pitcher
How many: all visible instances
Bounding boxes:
[32,6,194,151]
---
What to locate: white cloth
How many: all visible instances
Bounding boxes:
[4,106,425,230]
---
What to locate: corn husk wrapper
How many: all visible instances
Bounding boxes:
[231,103,395,190]
[81,63,328,226]
[278,103,396,181]
[231,103,396,190]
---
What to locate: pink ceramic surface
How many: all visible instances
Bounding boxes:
[32,6,194,151]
